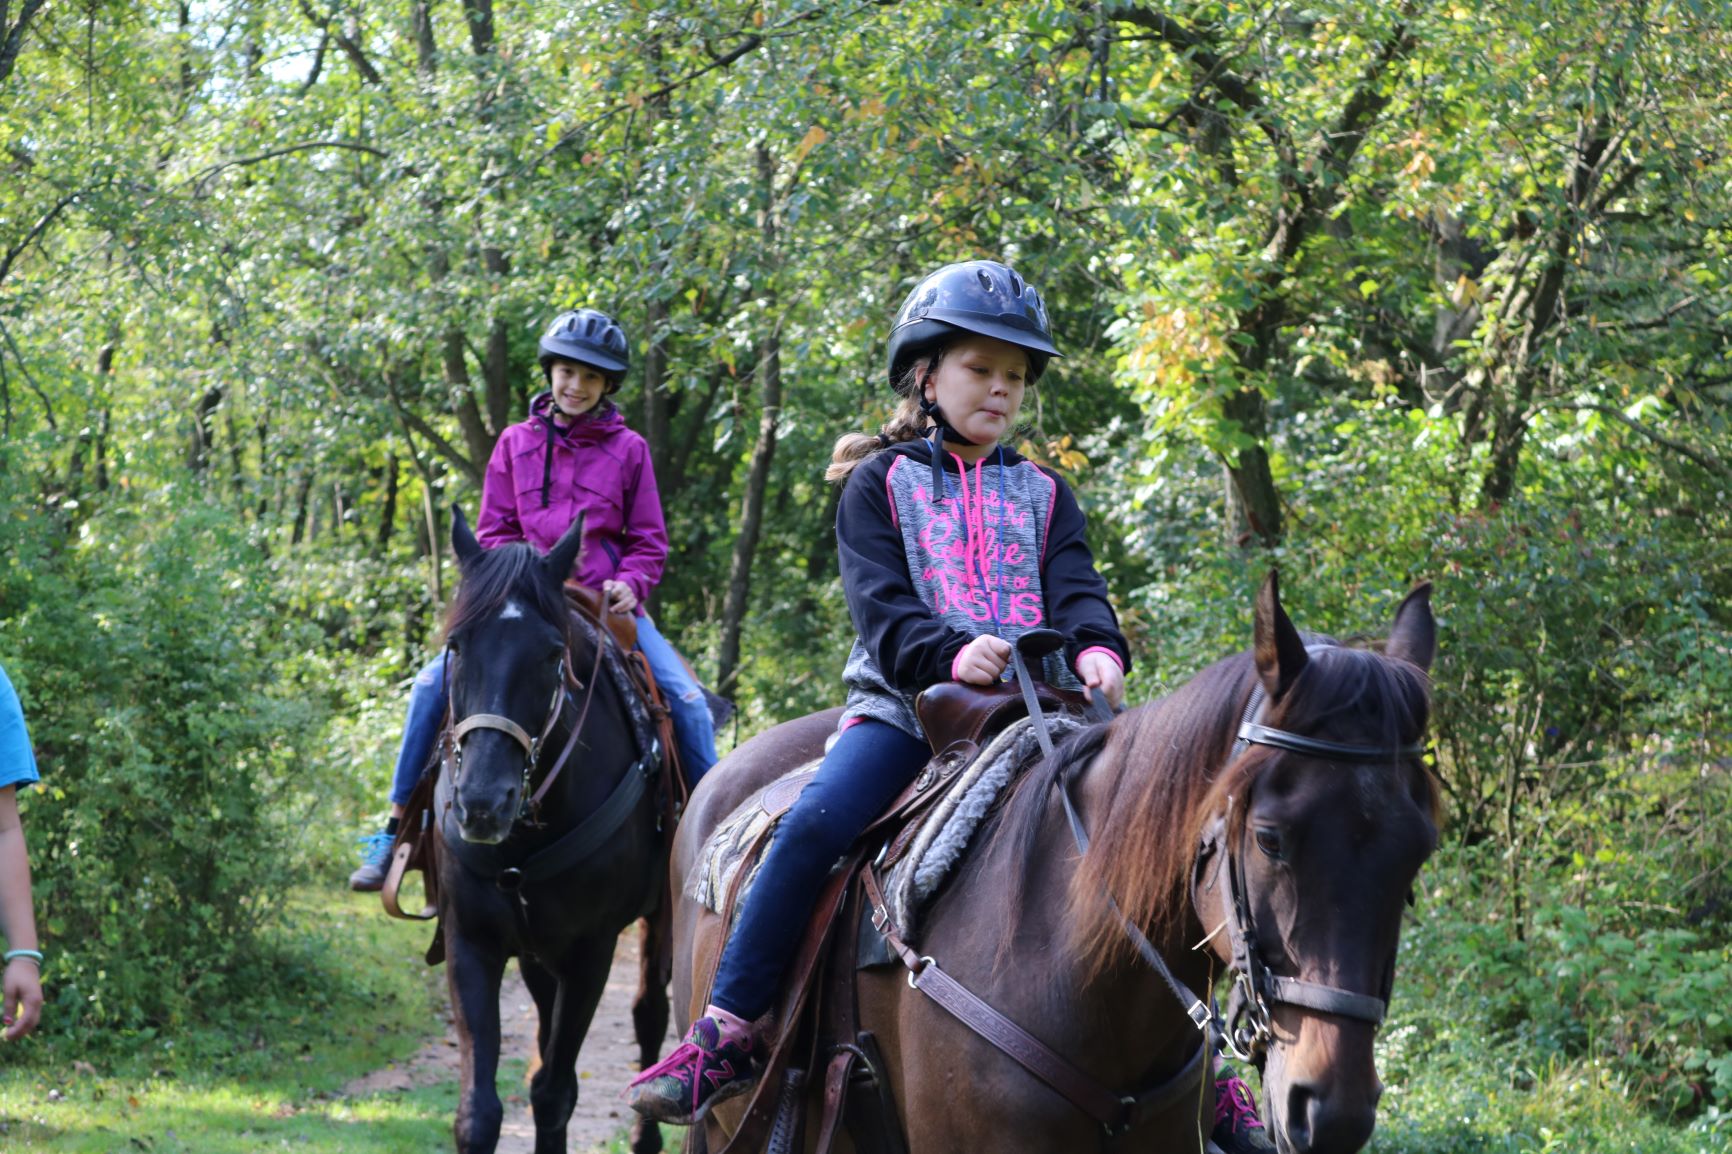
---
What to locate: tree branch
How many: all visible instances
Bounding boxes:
[0,0,48,87]
[384,372,478,484]
[0,186,82,286]
[1545,401,1732,479]
[184,140,389,193]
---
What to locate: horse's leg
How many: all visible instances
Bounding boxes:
[629,910,673,1154]
[525,934,616,1154]
[446,931,509,1154]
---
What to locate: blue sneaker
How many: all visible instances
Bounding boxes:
[348,830,394,892]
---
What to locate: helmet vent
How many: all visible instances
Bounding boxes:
[976,269,994,291]
[1009,272,1024,296]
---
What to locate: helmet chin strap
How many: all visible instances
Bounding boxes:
[918,392,982,496]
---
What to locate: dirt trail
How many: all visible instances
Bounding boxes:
[344,930,671,1152]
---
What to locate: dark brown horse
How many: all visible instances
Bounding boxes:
[435,509,672,1154]
[670,573,1437,1153]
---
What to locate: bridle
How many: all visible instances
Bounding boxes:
[445,617,608,826]
[1056,657,1425,1071]
[1197,674,1426,1062]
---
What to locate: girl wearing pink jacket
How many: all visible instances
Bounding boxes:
[349,309,717,891]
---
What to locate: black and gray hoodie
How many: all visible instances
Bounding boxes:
[836,440,1130,739]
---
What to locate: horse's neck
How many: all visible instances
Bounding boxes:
[917,764,1212,1079]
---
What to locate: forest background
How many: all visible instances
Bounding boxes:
[0,1,1728,1150]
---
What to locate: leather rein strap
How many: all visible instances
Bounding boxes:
[861,866,1205,1139]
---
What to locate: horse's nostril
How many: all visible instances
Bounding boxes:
[1286,1084,1316,1151]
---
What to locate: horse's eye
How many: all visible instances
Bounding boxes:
[1254,826,1285,860]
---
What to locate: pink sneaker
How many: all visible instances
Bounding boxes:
[627,1016,757,1125]
[1212,1070,1275,1153]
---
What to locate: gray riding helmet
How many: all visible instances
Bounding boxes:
[538,308,630,386]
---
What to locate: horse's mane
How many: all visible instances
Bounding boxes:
[1000,638,1438,985]
[440,541,576,647]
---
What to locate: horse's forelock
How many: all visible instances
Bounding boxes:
[441,543,574,648]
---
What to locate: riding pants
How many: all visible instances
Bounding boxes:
[708,719,929,1022]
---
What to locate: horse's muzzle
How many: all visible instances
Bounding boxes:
[1277,1078,1380,1154]
[451,793,514,845]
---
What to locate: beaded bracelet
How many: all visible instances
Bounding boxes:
[3,949,43,966]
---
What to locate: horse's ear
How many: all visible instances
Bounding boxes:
[451,504,483,565]
[545,512,586,583]
[1385,581,1436,673]
[1254,569,1308,701]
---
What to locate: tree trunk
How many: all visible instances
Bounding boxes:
[188,385,223,472]
[376,452,399,554]
[461,0,494,56]
[642,286,671,473]
[409,0,437,76]
[482,246,512,435]
[0,0,50,87]
[290,469,314,545]
[716,330,780,696]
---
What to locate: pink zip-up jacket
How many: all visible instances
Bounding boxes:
[476,394,668,614]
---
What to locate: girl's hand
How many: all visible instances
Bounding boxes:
[1076,650,1126,709]
[952,635,1012,686]
[602,580,637,615]
[2,958,41,1041]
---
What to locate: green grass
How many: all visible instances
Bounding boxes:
[0,891,466,1152]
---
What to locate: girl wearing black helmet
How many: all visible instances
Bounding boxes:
[348,308,720,892]
[630,259,1136,1124]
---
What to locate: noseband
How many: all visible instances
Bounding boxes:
[446,628,606,824]
[1203,675,1425,1062]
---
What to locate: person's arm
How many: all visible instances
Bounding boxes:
[838,457,976,691]
[0,786,41,1041]
[612,440,669,609]
[475,435,525,548]
[1039,469,1131,678]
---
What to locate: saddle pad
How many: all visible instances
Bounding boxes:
[690,760,821,915]
[692,715,1078,941]
[882,714,1082,945]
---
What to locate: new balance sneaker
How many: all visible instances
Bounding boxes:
[627,1015,756,1125]
[347,830,394,892]
[1212,1068,1276,1153]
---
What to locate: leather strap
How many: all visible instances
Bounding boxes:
[713,855,862,1154]
[529,609,610,808]
[1268,976,1386,1024]
[1237,721,1425,763]
[861,867,1205,1136]
[453,712,533,754]
[442,746,653,883]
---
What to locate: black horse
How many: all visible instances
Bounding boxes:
[434,507,671,1154]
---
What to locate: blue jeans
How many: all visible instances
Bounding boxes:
[635,613,718,785]
[385,613,717,807]
[388,654,447,807]
[709,720,929,1021]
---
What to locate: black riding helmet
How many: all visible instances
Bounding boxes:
[885,260,1061,393]
[538,308,630,388]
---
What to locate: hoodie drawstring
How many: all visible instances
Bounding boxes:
[541,414,556,507]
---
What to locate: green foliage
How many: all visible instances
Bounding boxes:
[0,470,334,1031]
[1,1,1729,1144]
